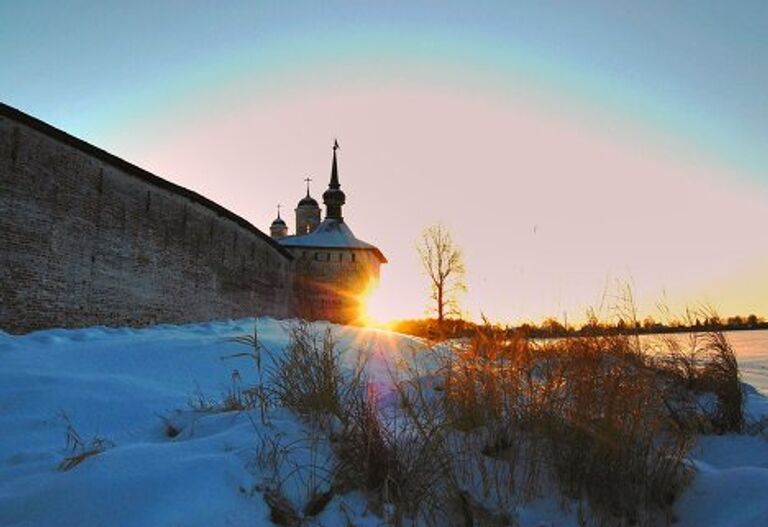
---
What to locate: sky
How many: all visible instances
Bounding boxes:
[2,1,767,324]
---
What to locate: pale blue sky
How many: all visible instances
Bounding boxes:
[1,1,765,178]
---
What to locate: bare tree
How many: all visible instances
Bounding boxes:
[417,223,466,324]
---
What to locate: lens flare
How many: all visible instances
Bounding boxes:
[357,278,391,328]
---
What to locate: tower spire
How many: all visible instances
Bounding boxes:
[323,139,346,221]
[330,139,340,189]
[304,176,312,197]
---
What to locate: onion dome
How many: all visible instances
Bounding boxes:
[298,193,318,207]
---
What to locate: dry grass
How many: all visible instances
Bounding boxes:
[535,337,692,525]
[58,444,109,471]
[270,322,367,425]
[228,314,743,526]
[429,326,705,525]
[688,330,742,433]
[57,413,114,471]
[250,425,338,524]
[334,382,457,525]
[652,313,744,434]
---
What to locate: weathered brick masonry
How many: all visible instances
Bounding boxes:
[0,103,293,334]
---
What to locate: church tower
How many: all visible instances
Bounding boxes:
[276,139,386,324]
[322,140,346,222]
[269,206,288,239]
[295,177,321,235]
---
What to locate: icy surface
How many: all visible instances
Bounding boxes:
[0,319,767,526]
[727,330,768,396]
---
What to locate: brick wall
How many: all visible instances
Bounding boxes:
[0,105,292,334]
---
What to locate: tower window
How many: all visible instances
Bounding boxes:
[351,253,356,263]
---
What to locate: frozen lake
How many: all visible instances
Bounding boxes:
[727,329,768,396]
[642,330,768,396]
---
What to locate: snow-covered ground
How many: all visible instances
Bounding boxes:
[1,319,767,526]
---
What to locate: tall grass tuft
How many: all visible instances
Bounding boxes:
[653,320,743,434]
[537,336,692,524]
[334,379,461,525]
[700,330,743,433]
[434,326,695,525]
[270,321,367,424]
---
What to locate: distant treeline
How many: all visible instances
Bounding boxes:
[388,314,768,340]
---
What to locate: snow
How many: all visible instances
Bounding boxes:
[1,319,767,526]
[0,320,414,527]
[279,219,385,258]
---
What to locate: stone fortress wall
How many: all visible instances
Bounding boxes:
[0,104,293,334]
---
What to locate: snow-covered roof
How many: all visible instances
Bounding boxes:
[279,219,387,263]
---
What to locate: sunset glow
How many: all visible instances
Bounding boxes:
[3,2,766,324]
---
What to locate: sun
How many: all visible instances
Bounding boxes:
[357,279,392,328]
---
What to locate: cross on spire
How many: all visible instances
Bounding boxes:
[276,203,282,218]
[333,138,340,151]
[304,176,312,196]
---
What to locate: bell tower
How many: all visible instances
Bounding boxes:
[294,177,321,235]
[269,205,288,239]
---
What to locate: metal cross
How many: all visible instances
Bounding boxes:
[304,176,312,195]
[276,204,281,218]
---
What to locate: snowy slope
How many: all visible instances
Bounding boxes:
[1,319,766,526]
[0,319,409,527]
